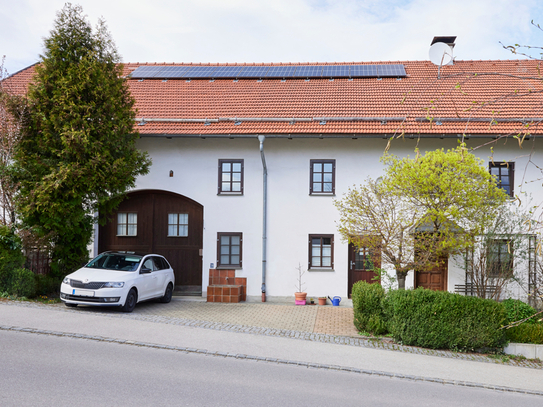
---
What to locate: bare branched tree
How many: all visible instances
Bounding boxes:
[461,202,533,300]
[0,56,27,226]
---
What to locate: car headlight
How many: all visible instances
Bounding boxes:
[103,282,125,288]
[63,277,71,285]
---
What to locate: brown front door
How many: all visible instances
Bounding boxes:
[415,256,448,291]
[99,190,203,290]
[348,243,380,297]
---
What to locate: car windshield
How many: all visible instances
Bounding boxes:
[85,253,143,272]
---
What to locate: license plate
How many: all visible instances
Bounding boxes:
[73,289,95,297]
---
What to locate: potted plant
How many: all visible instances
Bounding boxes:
[318,297,327,305]
[294,263,307,305]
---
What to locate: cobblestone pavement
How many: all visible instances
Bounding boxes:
[3,298,542,370]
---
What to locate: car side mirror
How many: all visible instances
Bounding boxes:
[140,267,152,274]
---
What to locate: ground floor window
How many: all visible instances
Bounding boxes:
[488,239,513,277]
[309,234,334,269]
[217,232,242,267]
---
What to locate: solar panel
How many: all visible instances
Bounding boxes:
[130,66,166,78]
[322,65,350,78]
[349,65,378,77]
[237,66,270,78]
[266,66,296,78]
[157,66,191,78]
[183,66,219,78]
[377,64,407,77]
[295,66,324,78]
[211,66,244,78]
[130,64,406,80]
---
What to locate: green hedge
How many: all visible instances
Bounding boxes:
[352,281,387,334]
[506,323,543,345]
[502,298,538,324]
[383,289,507,350]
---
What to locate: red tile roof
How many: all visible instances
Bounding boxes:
[5,60,543,137]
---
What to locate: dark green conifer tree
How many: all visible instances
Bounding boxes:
[14,4,151,277]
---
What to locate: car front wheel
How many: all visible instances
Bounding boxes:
[121,288,137,312]
[160,283,173,303]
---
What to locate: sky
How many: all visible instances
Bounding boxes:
[2,0,543,76]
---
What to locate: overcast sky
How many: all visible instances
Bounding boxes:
[2,0,543,75]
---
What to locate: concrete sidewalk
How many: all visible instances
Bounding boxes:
[1,298,543,395]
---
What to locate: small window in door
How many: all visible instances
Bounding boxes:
[117,213,137,236]
[168,213,188,237]
[354,247,374,271]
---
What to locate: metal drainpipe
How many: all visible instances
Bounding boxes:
[258,135,268,302]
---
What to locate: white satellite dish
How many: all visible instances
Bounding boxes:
[429,42,453,66]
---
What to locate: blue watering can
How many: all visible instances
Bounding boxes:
[331,296,341,306]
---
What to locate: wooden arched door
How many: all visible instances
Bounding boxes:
[98,190,203,292]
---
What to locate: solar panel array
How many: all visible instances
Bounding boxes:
[131,64,406,80]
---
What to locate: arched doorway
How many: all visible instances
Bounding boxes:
[98,190,203,293]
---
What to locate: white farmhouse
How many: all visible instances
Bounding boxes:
[8,54,543,303]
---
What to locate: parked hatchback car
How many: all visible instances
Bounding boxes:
[60,251,175,312]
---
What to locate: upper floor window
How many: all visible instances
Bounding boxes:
[310,160,335,195]
[168,213,188,237]
[217,232,242,268]
[490,162,514,197]
[309,234,334,269]
[117,213,137,236]
[219,159,244,195]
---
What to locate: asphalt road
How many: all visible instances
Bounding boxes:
[1,329,541,407]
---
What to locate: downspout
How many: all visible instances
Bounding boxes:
[258,135,268,302]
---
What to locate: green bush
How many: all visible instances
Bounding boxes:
[506,323,543,345]
[383,288,507,351]
[35,274,61,296]
[502,298,538,324]
[352,281,387,335]
[0,226,25,292]
[9,268,37,298]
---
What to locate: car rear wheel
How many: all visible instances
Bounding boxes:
[160,283,173,303]
[121,288,137,312]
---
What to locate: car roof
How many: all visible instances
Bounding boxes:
[102,251,165,258]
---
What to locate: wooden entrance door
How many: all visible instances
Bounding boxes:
[98,190,203,290]
[348,243,380,297]
[415,256,448,291]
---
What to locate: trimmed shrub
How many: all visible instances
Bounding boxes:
[9,268,37,298]
[502,298,538,324]
[352,281,387,334]
[506,323,543,345]
[383,288,507,351]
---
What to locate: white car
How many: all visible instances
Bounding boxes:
[60,252,175,312]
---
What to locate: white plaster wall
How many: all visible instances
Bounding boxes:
[123,135,541,299]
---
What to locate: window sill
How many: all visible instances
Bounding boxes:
[217,266,242,270]
[309,193,335,197]
[167,235,189,238]
[218,192,244,196]
[308,268,335,272]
